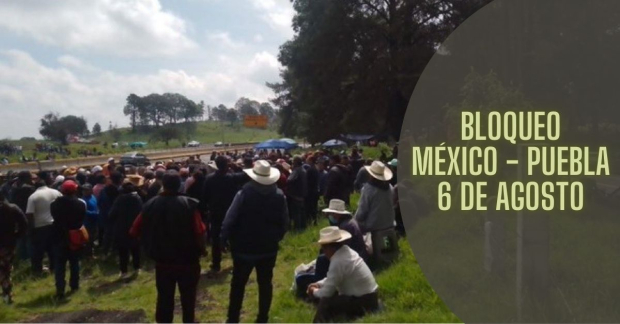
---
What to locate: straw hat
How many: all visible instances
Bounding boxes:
[243,160,280,185]
[317,226,352,244]
[124,174,144,187]
[92,165,103,173]
[364,161,393,181]
[322,199,351,215]
[63,167,78,177]
[207,160,218,170]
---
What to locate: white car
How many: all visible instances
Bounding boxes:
[187,141,200,147]
[214,141,224,147]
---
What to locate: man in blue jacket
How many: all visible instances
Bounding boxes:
[221,160,289,323]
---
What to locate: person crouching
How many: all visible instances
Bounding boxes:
[307,226,379,323]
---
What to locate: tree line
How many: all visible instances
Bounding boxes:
[123,93,205,132]
[269,0,492,143]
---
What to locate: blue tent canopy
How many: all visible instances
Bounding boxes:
[322,139,347,148]
[255,139,297,150]
[340,134,375,141]
[279,138,298,146]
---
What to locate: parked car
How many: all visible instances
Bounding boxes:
[120,152,150,166]
[187,141,200,147]
[214,141,224,147]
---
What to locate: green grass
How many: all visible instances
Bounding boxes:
[0,194,459,323]
[2,121,280,163]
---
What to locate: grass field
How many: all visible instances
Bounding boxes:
[1,121,280,163]
[0,193,458,323]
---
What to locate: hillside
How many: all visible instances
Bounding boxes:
[1,121,280,164]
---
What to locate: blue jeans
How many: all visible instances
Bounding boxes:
[295,254,330,297]
[54,244,80,295]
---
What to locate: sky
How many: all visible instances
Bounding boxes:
[0,0,295,139]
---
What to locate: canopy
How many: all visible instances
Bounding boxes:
[279,138,298,145]
[340,134,375,141]
[255,139,297,150]
[322,139,347,148]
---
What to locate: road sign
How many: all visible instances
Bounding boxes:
[243,115,268,128]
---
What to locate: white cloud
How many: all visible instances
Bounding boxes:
[206,31,245,49]
[250,0,295,38]
[0,50,281,138]
[0,0,197,58]
[254,34,264,43]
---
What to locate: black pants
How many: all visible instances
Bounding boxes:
[30,225,55,274]
[287,198,306,231]
[155,262,201,323]
[228,253,277,323]
[209,216,224,271]
[118,241,141,273]
[313,292,379,323]
[305,193,319,225]
[53,244,80,295]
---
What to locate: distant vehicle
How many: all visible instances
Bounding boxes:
[111,142,119,148]
[129,142,147,149]
[214,141,224,147]
[187,141,200,147]
[120,152,150,166]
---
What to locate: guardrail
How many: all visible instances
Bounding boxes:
[0,142,257,173]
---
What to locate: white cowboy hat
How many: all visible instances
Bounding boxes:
[365,160,393,181]
[243,160,280,185]
[207,160,218,170]
[317,226,352,244]
[322,199,351,215]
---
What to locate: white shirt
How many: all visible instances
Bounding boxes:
[26,186,62,228]
[313,245,378,298]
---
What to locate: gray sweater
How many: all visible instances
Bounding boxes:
[355,181,395,233]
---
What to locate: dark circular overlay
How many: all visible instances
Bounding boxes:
[399,0,620,322]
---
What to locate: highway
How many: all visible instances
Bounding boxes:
[0,143,255,173]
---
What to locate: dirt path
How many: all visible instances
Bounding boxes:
[24,309,146,323]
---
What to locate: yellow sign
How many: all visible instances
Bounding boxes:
[243,115,268,128]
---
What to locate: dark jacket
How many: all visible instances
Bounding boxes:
[0,200,28,248]
[202,171,246,219]
[50,195,86,245]
[141,194,202,265]
[286,166,307,200]
[304,164,320,197]
[11,183,34,213]
[337,217,369,262]
[324,164,349,202]
[98,184,120,224]
[221,181,289,255]
[109,192,143,248]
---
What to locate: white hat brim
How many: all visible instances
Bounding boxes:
[365,165,393,181]
[321,208,351,215]
[243,167,280,185]
[317,230,352,244]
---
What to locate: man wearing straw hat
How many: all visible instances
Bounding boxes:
[307,226,379,322]
[355,161,396,234]
[221,160,289,323]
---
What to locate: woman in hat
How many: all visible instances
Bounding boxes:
[354,161,396,233]
[108,176,144,278]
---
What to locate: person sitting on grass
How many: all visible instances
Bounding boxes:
[307,226,379,323]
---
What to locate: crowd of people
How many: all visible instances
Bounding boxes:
[0,144,402,323]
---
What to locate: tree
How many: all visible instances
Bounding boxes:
[124,94,142,132]
[226,108,239,127]
[259,102,276,121]
[151,125,181,146]
[39,112,89,144]
[269,0,491,142]
[92,122,102,135]
[235,97,260,118]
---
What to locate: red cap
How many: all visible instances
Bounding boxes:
[61,180,79,194]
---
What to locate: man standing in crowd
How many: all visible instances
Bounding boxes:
[0,191,28,304]
[50,180,86,299]
[109,178,143,279]
[130,171,206,323]
[307,226,379,322]
[324,155,350,205]
[11,171,35,260]
[222,160,289,323]
[98,171,123,255]
[81,184,99,257]
[26,175,62,274]
[355,161,395,234]
[202,156,239,275]
[286,156,307,231]
[304,156,320,225]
